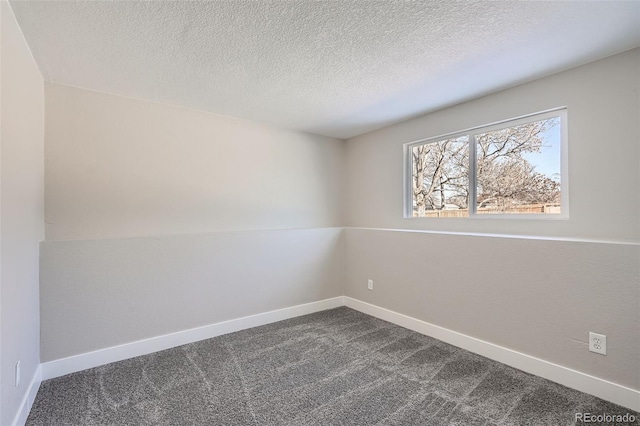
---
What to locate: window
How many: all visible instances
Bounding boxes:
[405,108,567,218]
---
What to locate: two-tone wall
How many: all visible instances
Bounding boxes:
[40,83,347,363]
[36,47,639,413]
[1,2,45,424]
[344,49,640,393]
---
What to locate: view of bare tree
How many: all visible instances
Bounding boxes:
[412,118,560,216]
[412,136,468,216]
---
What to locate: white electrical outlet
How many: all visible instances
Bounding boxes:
[15,361,20,387]
[367,279,373,290]
[589,332,606,355]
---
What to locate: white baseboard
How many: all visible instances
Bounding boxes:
[344,297,640,412]
[41,296,344,381]
[38,295,639,413]
[12,364,42,426]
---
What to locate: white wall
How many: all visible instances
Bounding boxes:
[45,83,345,241]
[346,48,640,244]
[41,84,346,365]
[0,2,45,424]
[344,49,640,393]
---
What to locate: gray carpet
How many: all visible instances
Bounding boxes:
[27,307,638,425]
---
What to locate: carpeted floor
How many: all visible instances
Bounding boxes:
[27,307,638,425]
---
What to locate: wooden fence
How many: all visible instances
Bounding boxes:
[420,204,561,217]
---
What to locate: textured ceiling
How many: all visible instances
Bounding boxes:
[9,1,640,139]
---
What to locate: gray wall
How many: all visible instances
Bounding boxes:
[1,2,45,424]
[40,228,344,361]
[344,49,640,392]
[345,228,640,390]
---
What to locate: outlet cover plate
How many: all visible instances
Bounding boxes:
[589,332,607,355]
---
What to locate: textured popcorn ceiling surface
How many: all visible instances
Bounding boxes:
[10,1,640,138]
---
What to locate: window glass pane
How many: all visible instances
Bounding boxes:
[412,136,469,217]
[475,117,561,215]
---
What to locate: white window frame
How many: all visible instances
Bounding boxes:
[403,107,569,220]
